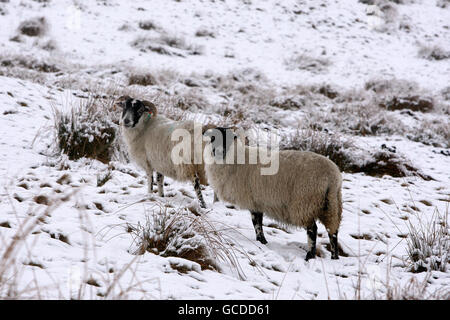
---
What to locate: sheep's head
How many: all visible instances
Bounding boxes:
[203,127,236,160]
[117,96,157,128]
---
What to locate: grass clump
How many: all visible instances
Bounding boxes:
[407,119,450,148]
[380,96,434,113]
[285,53,331,73]
[97,169,112,187]
[128,72,157,86]
[418,44,450,61]
[138,20,159,31]
[131,34,203,57]
[280,129,430,179]
[406,206,449,273]
[127,204,243,274]
[436,0,450,8]
[0,53,60,73]
[280,129,358,172]
[195,27,215,38]
[17,16,48,37]
[53,95,123,164]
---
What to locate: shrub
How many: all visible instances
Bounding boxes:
[53,95,125,163]
[17,16,48,37]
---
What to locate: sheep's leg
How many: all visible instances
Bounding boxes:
[147,171,154,194]
[250,211,267,244]
[193,173,206,209]
[328,231,339,260]
[213,192,219,203]
[156,172,164,197]
[305,221,318,261]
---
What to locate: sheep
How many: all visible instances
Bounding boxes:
[203,127,343,260]
[118,96,213,208]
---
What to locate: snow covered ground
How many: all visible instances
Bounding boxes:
[0,0,449,299]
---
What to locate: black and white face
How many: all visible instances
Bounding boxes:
[204,127,236,159]
[121,98,150,128]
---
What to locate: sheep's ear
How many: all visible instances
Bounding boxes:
[202,123,217,134]
[116,95,130,109]
[142,100,157,117]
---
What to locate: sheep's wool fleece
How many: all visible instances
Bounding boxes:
[205,141,342,232]
[122,114,208,184]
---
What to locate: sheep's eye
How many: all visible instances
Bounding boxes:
[210,136,216,143]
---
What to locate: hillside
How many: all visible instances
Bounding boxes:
[0,0,448,299]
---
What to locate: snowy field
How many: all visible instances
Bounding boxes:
[0,0,449,299]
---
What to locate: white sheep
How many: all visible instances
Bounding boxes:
[119,96,213,208]
[203,127,343,260]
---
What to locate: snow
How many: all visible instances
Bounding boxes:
[0,0,449,299]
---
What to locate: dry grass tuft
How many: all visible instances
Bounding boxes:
[436,0,450,8]
[17,16,48,37]
[131,34,204,56]
[195,27,215,38]
[406,206,449,273]
[127,204,245,276]
[418,44,450,61]
[0,53,60,73]
[138,20,159,31]
[384,276,449,300]
[128,72,157,86]
[285,53,331,73]
[280,129,358,172]
[380,96,434,113]
[52,94,125,164]
[407,119,450,148]
[280,129,431,179]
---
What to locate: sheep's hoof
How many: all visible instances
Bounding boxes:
[331,255,339,260]
[257,236,268,245]
[305,251,316,261]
